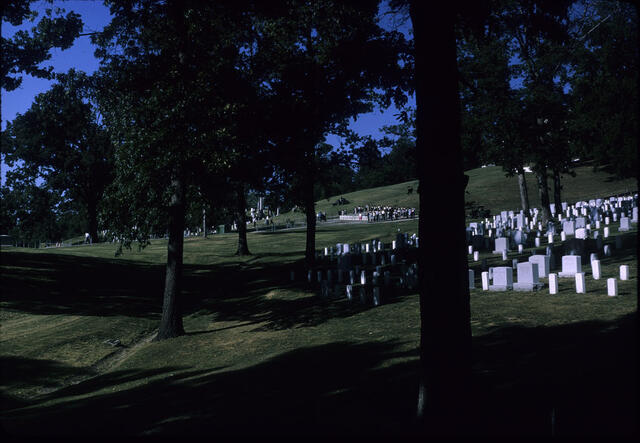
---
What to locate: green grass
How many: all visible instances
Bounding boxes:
[1,162,637,435]
[465,163,637,214]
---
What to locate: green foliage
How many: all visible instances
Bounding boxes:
[93,0,253,247]
[1,0,83,91]
[567,0,638,178]
[3,70,114,241]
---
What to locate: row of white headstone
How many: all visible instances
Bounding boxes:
[469,257,630,296]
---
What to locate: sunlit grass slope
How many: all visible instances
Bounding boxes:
[465,163,637,214]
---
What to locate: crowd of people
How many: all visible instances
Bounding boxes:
[340,205,417,222]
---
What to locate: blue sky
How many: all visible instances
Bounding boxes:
[1,0,415,185]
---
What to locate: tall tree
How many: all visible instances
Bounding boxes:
[257,0,411,268]
[1,0,82,91]
[567,0,638,178]
[4,70,114,242]
[409,1,473,434]
[94,0,251,340]
[457,8,535,213]
[503,0,574,225]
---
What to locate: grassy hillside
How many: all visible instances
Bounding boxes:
[1,220,636,435]
[465,163,638,214]
[270,162,636,224]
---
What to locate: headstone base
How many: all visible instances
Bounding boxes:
[488,285,511,292]
[513,282,544,291]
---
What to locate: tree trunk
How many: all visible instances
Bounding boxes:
[156,174,186,340]
[304,166,316,269]
[552,167,562,214]
[517,167,530,214]
[535,166,552,226]
[235,183,250,256]
[410,1,472,434]
[87,199,98,243]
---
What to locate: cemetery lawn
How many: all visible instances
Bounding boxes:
[1,220,637,435]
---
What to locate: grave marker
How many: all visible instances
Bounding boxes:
[549,273,558,294]
[559,255,582,278]
[575,272,586,293]
[489,267,513,291]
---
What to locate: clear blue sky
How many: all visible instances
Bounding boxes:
[1,0,415,185]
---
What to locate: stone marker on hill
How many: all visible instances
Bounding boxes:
[559,255,582,278]
[489,267,513,291]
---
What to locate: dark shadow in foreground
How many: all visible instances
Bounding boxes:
[1,312,636,436]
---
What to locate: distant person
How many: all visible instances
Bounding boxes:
[84,232,90,244]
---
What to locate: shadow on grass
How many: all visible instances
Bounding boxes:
[1,250,417,332]
[2,312,636,436]
[2,340,421,436]
[469,311,637,436]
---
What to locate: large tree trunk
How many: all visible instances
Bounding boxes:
[552,167,562,214]
[235,183,250,256]
[535,166,552,226]
[87,199,99,243]
[304,164,316,269]
[156,174,186,340]
[517,166,530,214]
[410,1,472,435]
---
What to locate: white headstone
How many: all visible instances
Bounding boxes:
[575,272,586,293]
[502,250,508,261]
[619,217,630,231]
[604,227,609,238]
[481,271,489,290]
[489,267,513,291]
[514,262,541,291]
[604,244,611,257]
[468,245,473,255]
[595,220,601,229]
[518,244,523,253]
[592,260,601,280]
[563,220,575,236]
[493,237,509,253]
[360,270,367,285]
[561,231,566,241]
[575,228,587,239]
[607,278,617,296]
[469,269,475,289]
[620,265,629,280]
[605,216,610,225]
[547,233,553,244]
[549,273,558,294]
[528,255,550,278]
[559,255,582,277]
[473,251,479,262]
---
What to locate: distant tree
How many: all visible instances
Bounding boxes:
[257,0,412,267]
[1,0,82,91]
[567,0,638,179]
[94,0,253,340]
[3,70,114,242]
[457,21,535,213]
[0,180,60,244]
[502,0,575,225]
